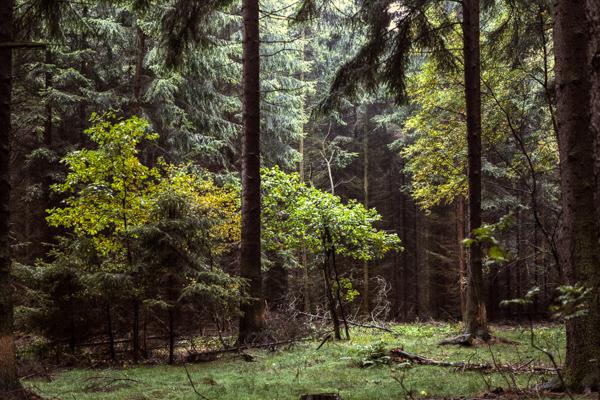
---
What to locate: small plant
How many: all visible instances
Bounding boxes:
[355,341,392,367]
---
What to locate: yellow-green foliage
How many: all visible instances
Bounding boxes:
[46,115,240,267]
[47,113,160,260]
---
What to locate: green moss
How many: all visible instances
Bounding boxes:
[25,323,571,400]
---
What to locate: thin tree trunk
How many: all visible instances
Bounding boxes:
[462,0,487,338]
[456,196,467,317]
[132,300,140,362]
[328,238,350,340]
[298,28,310,313]
[414,203,420,318]
[361,106,370,315]
[401,166,408,320]
[533,222,539,317]
[40,48,54,258]
[322,246,341,340]
[238,0,265,343]
[106,304,116,362]
[0,0,22,396]
[554,0,600,389]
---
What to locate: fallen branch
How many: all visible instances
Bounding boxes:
[316,334,331,350]
[390,348,558,374]
[82,376,140,393]
[298,312,395,334]
[183,363,212,400]
[186,338,307,362]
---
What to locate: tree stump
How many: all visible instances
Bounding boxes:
[299,394,341,400]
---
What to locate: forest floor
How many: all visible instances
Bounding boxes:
[23,323,584,400]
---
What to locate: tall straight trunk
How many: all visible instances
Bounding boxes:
[554,0,600,389]
[389,165,401,319]
[413,204,420,318]
[533,222,539,317]
[401,166,408,320]
[361,106,370,315]
[587,7,600,389]
[40,48,54,259]
[238,0,265,343]
[0,0,21,396]
[516,200,524,320]
[462,0,487,337]
[132,300,140,362]
[298,28,310,313]
[456,196,467,317]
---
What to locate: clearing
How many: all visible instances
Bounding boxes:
[23,323,571,400]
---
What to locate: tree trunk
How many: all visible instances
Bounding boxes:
[322,246,341,340]
[133,24,145,113]
[554,0,600,389]
[414,203,420,318]
[401,166,408,320]
[168,307,175,365]
[132,300,140,362]
[106,304,116,362]
[361,106,370,315]
[462,0,487,338]
[298,28,310,314]
[238,0,265,343]
[588,0,600,388]
[0,0,22,396]
[456,196,467,317]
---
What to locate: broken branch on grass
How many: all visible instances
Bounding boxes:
[390,348,558,374]
[183,363,212,400]
[316,334,332,350]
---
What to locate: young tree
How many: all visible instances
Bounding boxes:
[135,167,242,364]
[553,0,600,390]
[47,114,160,362]
[262,167,401,339]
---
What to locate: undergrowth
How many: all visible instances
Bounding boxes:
[24,323,571,400]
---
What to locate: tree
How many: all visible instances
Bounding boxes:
[47,114,160,362]
[135,167,242,364]
[0,0,20,395]
[262,167,401,339]
[553,0,600,390]
[238,0,265,343]
[319,0,490,335]
[461,0,487,339]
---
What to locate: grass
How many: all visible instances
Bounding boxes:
[25,323,570,400]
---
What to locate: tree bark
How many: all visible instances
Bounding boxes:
[238,0,265,343]
[0,0,22,396]
[554,0,600,389]
[462,0,488,338]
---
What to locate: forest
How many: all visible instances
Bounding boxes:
[0,0,599,399]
